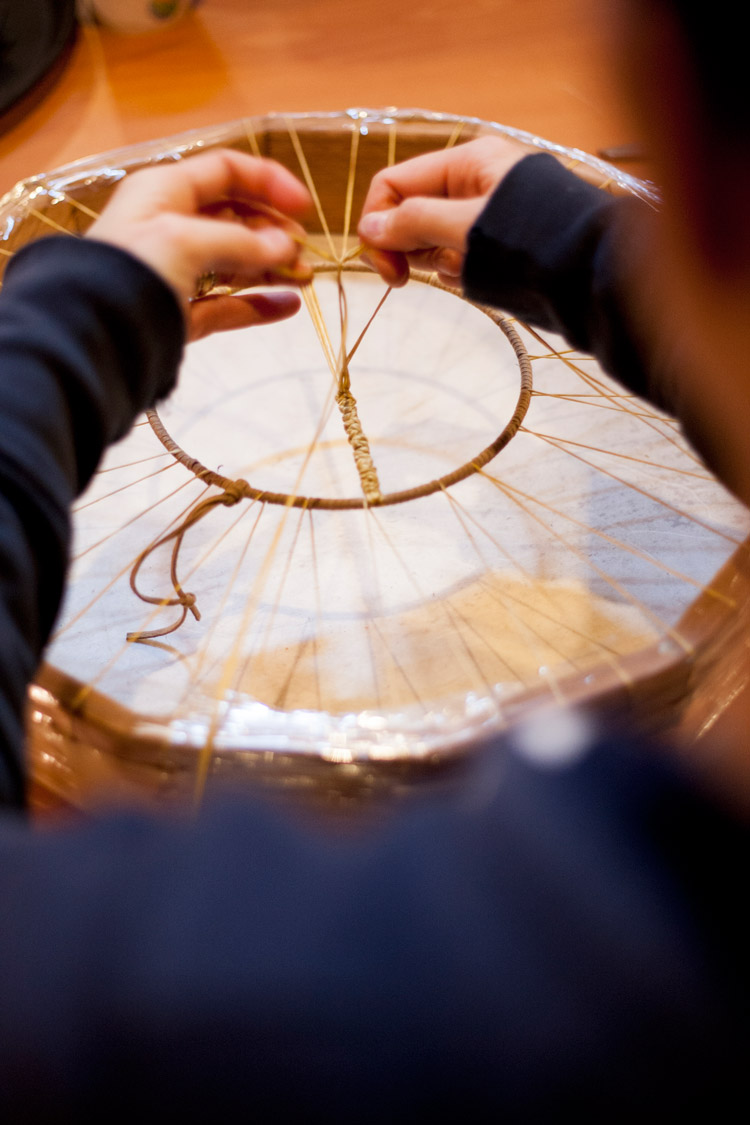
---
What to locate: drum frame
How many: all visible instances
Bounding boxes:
[2,109,746,807]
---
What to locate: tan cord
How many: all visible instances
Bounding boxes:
[127,480,248,642]
[336,388,382,504]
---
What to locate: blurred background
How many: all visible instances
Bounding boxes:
[0,0,646,193]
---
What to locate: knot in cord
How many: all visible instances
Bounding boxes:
[221,479,248,505]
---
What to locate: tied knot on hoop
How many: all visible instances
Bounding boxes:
[126,481,248,643]
[221,478,248,505]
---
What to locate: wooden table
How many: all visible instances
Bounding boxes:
[0,0,645,194]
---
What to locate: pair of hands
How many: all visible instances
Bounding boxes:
[86,137,525,341]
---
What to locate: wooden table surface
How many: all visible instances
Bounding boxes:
[0,0,645,195]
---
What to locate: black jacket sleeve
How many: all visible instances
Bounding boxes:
[0,235,184,805]
[463,153,661,403]
[461,152,730,487]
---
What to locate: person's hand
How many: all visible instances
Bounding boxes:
[85,149,313,340]
[357,136,529,287]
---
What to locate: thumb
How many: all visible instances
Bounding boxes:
[358,195,486,254]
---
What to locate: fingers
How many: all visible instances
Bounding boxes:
[360,136,526,217]
[87,150,315,310]
[357,137,528,287]
[358,247,411,288]
[155,214,307,298]
[358,197,485,286]
[117,148,312,222]
[360,146,470,217]
[359,244,464,288]
[405,247,464,282]
[86,151,310,345]
[359,196,485,254]
[189,149,311,217]
[188,291,302,342]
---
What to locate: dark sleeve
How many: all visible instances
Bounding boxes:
[0,236,184,805]
[462,153,659,404]
[461,153,729,482]
[0,729,747,1119]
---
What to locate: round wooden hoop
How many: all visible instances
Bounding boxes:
[146,263,533,510]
